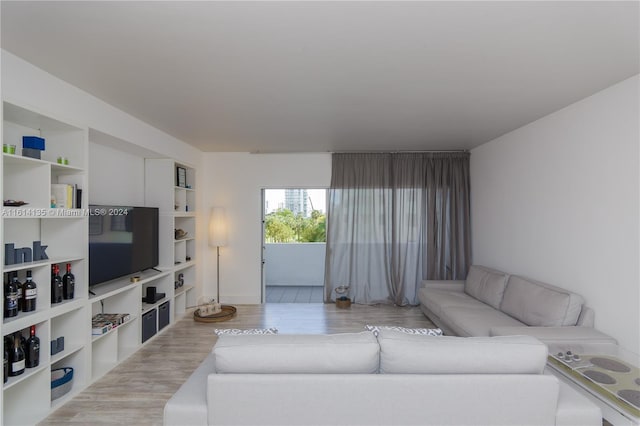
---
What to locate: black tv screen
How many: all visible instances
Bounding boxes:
[89,205,159,287]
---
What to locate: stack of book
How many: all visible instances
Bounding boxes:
[91,313,130,335]
[51,183,82,209]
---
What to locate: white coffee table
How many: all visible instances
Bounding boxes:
[546,342,640,426]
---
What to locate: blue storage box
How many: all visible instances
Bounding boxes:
[22,136,45,150]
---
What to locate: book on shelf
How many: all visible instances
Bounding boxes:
[93,313,130,327]
[92,322,113,336]
[51,176,82,209]
[51,184,73,209]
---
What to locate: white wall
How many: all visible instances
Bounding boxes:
[88,142,145,205]
[202,153,331,303]
[471,75,639,354]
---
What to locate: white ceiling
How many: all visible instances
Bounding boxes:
[1,1,638,153]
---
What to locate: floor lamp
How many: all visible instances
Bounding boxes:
[194,207,235,322]
[209,207,228,304]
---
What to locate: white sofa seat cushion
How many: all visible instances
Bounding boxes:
[464,265,509,309]
[378,330,547,374]
[438,304,527,337]
[501,276,584,326]
[417,287,482,318]
[213,331,379,374]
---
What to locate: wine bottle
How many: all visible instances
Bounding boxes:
[15,272,23,312]
[23,270,37,312]
[62,263,75,300]
[51,265,63,304]
[9,333,25,376]
[25,325,40,368]
[4,273,18,318]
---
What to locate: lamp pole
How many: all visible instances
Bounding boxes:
[216,245,221,303]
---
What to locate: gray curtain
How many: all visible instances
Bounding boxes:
[324,152,471,305]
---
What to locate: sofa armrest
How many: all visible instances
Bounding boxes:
[164,353,216,426]
[421,280,465,292]
[490,326,617,345]
[576,306,595,327]
[553,375,602,425]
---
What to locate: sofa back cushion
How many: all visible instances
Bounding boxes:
[213,331,379,374]
[377,329,547,374]
[500,275,584,326]
[464,265,509,309]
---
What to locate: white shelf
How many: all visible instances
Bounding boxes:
[174,260,196,272]
[51,343,84,364]
[174,211,196,217]
[2,99,89,425]
[3,153,85,173]
[89,270,169,302]
[141,297,170,315]
[174,285,195,298]
[2,364,48,391]
[91,315,137,342]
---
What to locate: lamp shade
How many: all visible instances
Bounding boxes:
[209,207,227,247]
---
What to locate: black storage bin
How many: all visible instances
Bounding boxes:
[142,309,157,343]
[158,301,170,331]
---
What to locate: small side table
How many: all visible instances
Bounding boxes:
[546,342,640,425]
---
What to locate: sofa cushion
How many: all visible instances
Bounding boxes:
[377,330,547,374]
[464,265,509,310]
[501,276,584,326]
[438,304,527,336]
[418,287,478,318]
[213,331,379,374]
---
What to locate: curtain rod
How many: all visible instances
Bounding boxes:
[250,149,469,154]
[331,149,469,154]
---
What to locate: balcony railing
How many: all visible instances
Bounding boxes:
[264,243,326,287]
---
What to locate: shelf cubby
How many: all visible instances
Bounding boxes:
[2,367,50,425]
[50,347,87,409]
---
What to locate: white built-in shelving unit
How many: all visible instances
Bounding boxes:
[1,100,90,425]
[144,159,198,318]
[1,101,199,424]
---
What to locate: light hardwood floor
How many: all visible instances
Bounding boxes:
[265,285,324,303]
[39,303,436,425]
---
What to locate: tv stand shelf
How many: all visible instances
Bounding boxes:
[89,270,170,302]
[141,297,169,315]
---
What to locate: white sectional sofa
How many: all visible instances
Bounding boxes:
[418,265,617,345]
[164,330,602,426]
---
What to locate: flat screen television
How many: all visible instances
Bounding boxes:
[88,205,159,287]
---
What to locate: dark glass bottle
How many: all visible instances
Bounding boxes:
[4,273,18,318]
[62,263,75,300]
[25,325,40,368]
[51,265,63,304]
[9,333,25,377]
[23,270,37,312]
[15,273,23,312]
